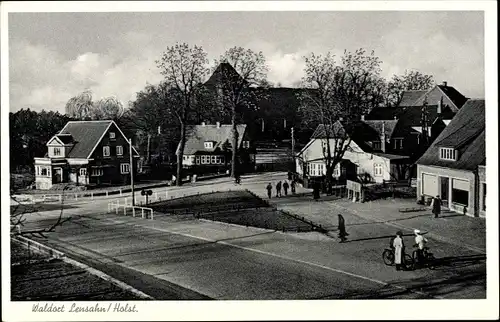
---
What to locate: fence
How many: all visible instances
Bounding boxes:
[108,199,154,220]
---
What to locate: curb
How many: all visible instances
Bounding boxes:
[11,236,154,300]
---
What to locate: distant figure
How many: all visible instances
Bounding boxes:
[283,181,289,196]
[276,181,282,197]
[393,231,405,271]
[291,180,296,194]
[431,195,442,218]
[266,183,273,199]
[338,214,348,242]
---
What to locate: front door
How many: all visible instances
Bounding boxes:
[54,168,63,183]
[440,177,449,206]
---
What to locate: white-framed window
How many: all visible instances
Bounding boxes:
[393,138,403,150]
[334,163,341,177]
[195,156,200,164]
[53,147,61,156]
[120,163,130,174]
[439,148,457,161]
[41,167,48,176]
[204,141,213,149]
[109,132,116,140]
[374,163,383,177]
[79,168,87,176]
[242,141,250,148]
[215,156,223,164]
[91,168,103,176]
[103,146,110,157]
[373,141,381,150]
[211,156,217,164]
[201,155,209,164]
[116,145,123,156]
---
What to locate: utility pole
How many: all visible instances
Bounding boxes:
[291,127,295,167]
[129,137,135,206]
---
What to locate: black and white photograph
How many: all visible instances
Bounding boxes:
[1,1,498,321]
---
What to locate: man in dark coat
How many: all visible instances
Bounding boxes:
[283,181,289,196]
[276,181,282,197]
[291,180,296,194]
[431,195,442,218]
[266,183,273,199]
[338,214,349,242]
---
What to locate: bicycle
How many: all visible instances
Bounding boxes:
[382,248,413,270]
[411,246,436,270]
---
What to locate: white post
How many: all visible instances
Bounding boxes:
[125,197,128,206]
[124,207,127,215]
[120,189,122,196]
[132,207,136,217]
[91,192,93,200]
[106,191,108,197]
[155,192,158,201]
[151,210,154,220]
[59,194,62,203]
[75,193,78,201]
[142,208,144,219]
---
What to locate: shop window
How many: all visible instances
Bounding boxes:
[452,188,469,206]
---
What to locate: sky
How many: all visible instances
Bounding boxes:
[8,10,485,113]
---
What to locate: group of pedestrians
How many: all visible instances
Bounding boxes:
[390,229,429,271]
[266,180,296,199]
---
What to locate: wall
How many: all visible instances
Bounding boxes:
[478,165,486,218]
[417,164,477,217]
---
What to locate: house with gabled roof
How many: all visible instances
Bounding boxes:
[34,120,140,190]
[178,122,256,173]
[416,99,485,217]
[296,118,412,186]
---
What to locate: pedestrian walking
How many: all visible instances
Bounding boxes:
[291,180,296,194]
[283,180,289,196]
[337,214,349,242]
[393,231,405,271]
[431,195,442,218]
[266,183,273,199]
[276,181,282,197]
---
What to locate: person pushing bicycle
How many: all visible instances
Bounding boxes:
[413,229,428,265]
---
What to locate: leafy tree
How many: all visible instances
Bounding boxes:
[212,47,269,177]
[298,49,385,193]
[65,89,124,120]
[156,43,209,186]
[386,70,434,108]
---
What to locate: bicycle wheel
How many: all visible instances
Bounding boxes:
[404,254,414,271]
[427,253,436,270]
[382,249,394,266]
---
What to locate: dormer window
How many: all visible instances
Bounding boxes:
[109,132,116,140]
[439,147,457,161]
[204,141,214,149]
[53,147,61,156]
[242,141,250,149]
[372,141,381,150]
[393,138,403,150]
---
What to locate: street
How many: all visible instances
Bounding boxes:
[16,172,486,299]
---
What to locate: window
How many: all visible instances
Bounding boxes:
[334,163,341,177]
[201,155,209,164]
[242,141,250,148]
[79,168,87,176]
[374,163,383,176]
[91,168,103,176]
[53,147,61,156]
[120,163,130,174]
[41,167,48,176]
[103,146,110,157]
[204,141,213,149]
[183,155,187,161]
[393,138,403,150]
[211,156,217,164]
[216,156,222,164]
[482,183,486,211]
[451,178,469,206]
[116,145,123,156]
[440,148,457,161]
[373,141,381,150]
[195,156,200,164]
[109,132,116,140]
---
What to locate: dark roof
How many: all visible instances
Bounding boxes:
[399,90,427,107]
[311,120,399,153]
[436,85,468,109]
[58,120,112,158]
[256,87,312,118]
[204,63,247,88]
[417,99,485,170]
[366,107,400,120]
[412,84,468,111]
[182,124,247,155]
[397,104,456,127]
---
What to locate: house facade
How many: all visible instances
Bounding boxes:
[416,99,485,217]
[296,121,412,186]
[178,122,256,174]
[34,120,140,190]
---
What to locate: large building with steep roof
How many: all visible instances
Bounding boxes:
[34,120,140,190]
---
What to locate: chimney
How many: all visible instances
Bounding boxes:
[201,122,206,126]
[442,81,447,87]
[380,121,386,152]
[216,121,220,128]
[437,97,443,115]
[361,114,365,121]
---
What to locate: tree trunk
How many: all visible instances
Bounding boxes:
[231,109,238,178]
[146,133,151,164]
[176,122,186,186]
[325,164,334,195]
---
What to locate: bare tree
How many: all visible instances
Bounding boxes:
[299,49,385,193]
[65,90,124,120]
[156,43,209,186]
[386,70,434,108]
[92,96,124,120]
[212,47,269,178]
[65,90,94,120]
